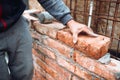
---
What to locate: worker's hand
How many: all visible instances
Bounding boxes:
[67,20,98,44]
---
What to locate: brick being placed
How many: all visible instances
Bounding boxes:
[57,29,110,59]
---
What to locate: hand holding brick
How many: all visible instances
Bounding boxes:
[57,29,110,59]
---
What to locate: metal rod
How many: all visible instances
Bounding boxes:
[70,0,72,11]
[110,0,119,49]
[95,0,101,32]
[88,0,94,28]
[105,0,111,35]
[84,0,88,25]
[74,0,77,20]
[117,35,120,55]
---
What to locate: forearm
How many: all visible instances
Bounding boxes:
[38,0,73,25]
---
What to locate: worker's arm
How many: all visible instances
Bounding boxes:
[38,0,72,25]
[38,0,97,43]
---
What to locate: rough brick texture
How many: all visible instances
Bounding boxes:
[57,29,110,59]
[31,21,120,80]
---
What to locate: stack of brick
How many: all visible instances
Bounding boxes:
[31,21,120,80]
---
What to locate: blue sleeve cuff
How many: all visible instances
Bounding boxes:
[60,14,73,25]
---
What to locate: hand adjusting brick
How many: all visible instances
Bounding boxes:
[57,29,110,59]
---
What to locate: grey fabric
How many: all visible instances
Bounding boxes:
[38,0,73,25]
[0,17,33,80]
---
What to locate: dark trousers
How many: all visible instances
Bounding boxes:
[0,17,33,80]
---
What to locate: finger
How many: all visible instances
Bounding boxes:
[82,28,98,37]
[73,29,83,44]
[73,32,78,44]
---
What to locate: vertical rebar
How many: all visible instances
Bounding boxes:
[70,0,72,11]
[74,0,77,20]
[95,0,101,33]
[105,0,111,35]
[84,0,89,25]
[110,0,119,49]
[117,35,120,56]
[88,0,94,28]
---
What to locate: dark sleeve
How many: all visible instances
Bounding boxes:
[37,0,73,25]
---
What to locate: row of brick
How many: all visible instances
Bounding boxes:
[33,21,110,59]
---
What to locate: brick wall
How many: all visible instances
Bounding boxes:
[31,21,120,80]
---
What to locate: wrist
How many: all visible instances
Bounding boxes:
[66,19,75,28]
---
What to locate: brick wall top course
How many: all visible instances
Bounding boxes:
[33,21,110,59]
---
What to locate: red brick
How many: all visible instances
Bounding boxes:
[34,61,46,77]
[33,43,56,59]
[31,31,42,40]
[57,56,75,73]
[92,77,101,80]
[57,29,110,59]
[72,76,83,80]
[33,21,65,39]
[73,51,119,80]
[32,48,45,61]
[42,37,72,58]
[36,58,58,79]
[75,66,92,80]
[46,73,54,80]
[45,57,71,80]
[33,69,46,80]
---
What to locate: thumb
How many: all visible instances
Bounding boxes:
[73,32,78,44]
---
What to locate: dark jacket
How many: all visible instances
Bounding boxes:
[0,0,72,32]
